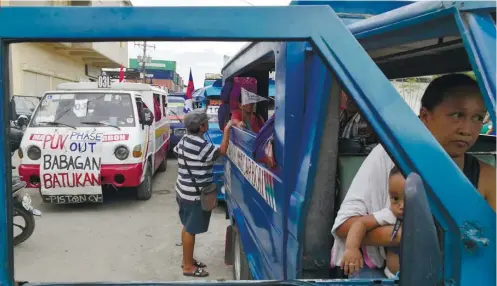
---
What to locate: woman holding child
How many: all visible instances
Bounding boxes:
[331,74,496,278]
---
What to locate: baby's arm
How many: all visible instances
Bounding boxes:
[341,214,380,275]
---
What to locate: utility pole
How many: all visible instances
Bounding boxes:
[134,41,156,83]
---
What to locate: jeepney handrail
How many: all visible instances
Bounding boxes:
[0,4,494,286]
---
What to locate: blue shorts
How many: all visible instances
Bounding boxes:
[176,196,212,235]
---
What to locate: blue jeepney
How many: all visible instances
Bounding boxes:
[0,1,495,286]
[221,0,496,284]
[192,84,227,201]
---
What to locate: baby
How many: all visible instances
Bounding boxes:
[340,166,404,278]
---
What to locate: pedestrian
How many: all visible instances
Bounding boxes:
[173,109,232,277]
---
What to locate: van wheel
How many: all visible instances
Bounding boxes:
[157,154,167,173]
[232,226,252,280]
[136,163,153,200]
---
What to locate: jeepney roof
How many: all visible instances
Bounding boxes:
[223,1,495,79]
[56,82,168,94]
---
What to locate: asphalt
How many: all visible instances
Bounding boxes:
[12,155,233,283]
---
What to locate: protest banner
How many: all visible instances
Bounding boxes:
[40,131,104,204]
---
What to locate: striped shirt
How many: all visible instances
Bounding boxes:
[173,134,219,201]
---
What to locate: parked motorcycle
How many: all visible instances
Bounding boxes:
[10,122,41,246]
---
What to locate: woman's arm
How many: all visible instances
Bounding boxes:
[341,215,380,275]
[337,216,400,247]
[344,215,380,249]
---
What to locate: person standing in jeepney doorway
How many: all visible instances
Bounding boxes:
[173,109,232,278]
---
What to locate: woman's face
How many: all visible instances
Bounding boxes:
[240,103,255,113]
[420,86,487,158]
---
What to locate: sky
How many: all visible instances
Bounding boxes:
[129,0,291,89]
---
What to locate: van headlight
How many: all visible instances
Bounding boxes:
[114,146,129,160]
[27,146,41,160]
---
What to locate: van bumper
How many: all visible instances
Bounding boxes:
[18,163,144,188]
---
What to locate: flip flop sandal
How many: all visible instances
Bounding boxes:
[183,267,209,277]
[181,260,207,268]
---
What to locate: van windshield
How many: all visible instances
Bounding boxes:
[168,96,185,117]
[30,93,136,128]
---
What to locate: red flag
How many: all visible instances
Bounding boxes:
[185,68,195,99]
[119,64,125,82]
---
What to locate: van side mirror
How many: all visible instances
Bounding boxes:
[400,172,443,285]
[16,115,29,130]
[140,108,154,126]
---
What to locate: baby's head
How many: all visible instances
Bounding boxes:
[389,166,405,219]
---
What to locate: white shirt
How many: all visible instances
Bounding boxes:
[330,144,395,268]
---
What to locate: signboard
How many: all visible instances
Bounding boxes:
[205,73,222,80]
[209,99,222,106]
[129,58,176,71]
[206,105,219,115]
[192,101,202,109]
[40,131,104,204]
[97,74,111,88]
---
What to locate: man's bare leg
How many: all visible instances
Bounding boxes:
[182,227,196,273]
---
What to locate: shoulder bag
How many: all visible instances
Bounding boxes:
[181,137,218,211]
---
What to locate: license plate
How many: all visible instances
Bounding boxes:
[174,128,186,136]
[42,194,103,204]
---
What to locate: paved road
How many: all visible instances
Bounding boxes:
[12,156,232,283]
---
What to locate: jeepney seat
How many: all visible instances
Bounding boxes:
[336,154,368,206]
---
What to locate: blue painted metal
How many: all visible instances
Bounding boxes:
[0,2,494,286]
[0,39,13,286]
[453,11,496,126]
[291,1,414,16]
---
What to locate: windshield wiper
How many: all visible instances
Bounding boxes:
[38,121,76,129]
[81,121,121,130]
[168,109,183,124]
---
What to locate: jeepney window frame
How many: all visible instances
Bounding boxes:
[0,3,494,286]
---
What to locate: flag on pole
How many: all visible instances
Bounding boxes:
[119,64,125,82]
[184,68,195,113]
[241,88,268,106]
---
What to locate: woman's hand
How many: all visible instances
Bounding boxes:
[341,248,364,275]
[224,120,233,133]
[237,121,246,129]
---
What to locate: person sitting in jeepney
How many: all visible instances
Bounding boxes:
[331,73,496,279]
[231,88,266,133]
[339,91,378,153]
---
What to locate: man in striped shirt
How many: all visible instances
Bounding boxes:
[173,109,232,277]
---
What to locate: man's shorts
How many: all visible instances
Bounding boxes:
[176,196,212,235]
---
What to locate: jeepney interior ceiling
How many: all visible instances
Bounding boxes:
[377,46,470,79]
[367,37,461,59]
[230,52,275,79]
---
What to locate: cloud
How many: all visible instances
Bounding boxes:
[129,0,290,89]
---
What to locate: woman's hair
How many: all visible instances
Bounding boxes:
[421,73,479,111]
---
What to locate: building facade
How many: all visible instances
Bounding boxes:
[3,0,131,97]
[128,58,184,92]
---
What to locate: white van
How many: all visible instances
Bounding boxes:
[18,78,171,204]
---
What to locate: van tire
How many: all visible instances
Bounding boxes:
[232,226,252,280]
[136,163,153,200]
[157,155,167,173]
